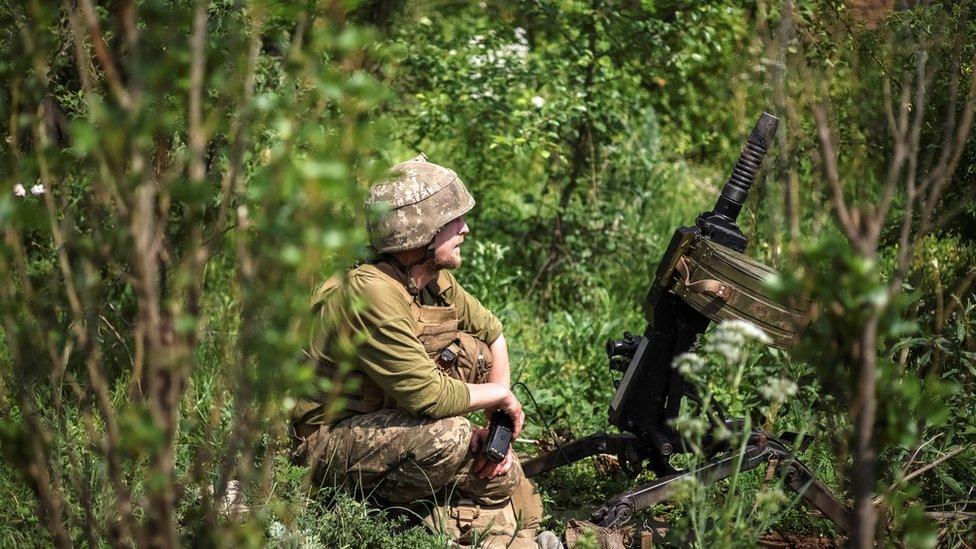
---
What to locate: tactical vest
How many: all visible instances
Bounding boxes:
[312,261,493,419]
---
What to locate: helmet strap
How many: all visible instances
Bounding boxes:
[381,246,435,296]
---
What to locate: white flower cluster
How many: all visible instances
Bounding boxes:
[672,352,706,376]
[758,377,798,404]
[467,29,529,70]
[465,29,531,101]
[267,521,287,539]
[703,319,771,364]
[267,520,323,548]
[13,183,45,197]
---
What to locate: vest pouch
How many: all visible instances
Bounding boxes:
[670,235,811,349]
[415,300,461,356]
[454,332,494,383]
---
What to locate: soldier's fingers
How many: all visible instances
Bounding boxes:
[481,450,511,479]
[496,452,514,476]
[512,408,525,438]
[469,429,486,453]
[476,459,496,479]
[471,454,489,477]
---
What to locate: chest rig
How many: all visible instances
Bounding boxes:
[316,262,493,419]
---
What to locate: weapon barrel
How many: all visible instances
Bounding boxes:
[711,112,779,221]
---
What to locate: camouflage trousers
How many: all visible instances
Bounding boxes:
[293,408,522,506]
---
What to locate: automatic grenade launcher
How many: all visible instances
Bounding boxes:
[521,113,853,533]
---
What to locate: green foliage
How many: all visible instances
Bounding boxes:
[1,0,386,545]
[657,323,823,546]
[1,0,975,546]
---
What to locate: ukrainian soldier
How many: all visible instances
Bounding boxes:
[291,154,556,548]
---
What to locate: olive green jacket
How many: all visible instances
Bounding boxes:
[293,263,502,425]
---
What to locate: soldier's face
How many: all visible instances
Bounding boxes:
[431,216,469,270]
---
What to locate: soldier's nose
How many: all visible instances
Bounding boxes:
[459,221,470,236]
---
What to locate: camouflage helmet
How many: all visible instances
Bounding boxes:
[365,153,475,253]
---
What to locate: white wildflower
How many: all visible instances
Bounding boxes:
[448,49,457,56]
[758,378,798,404]
[723,319,772,344]
[267,521,287,540]
[672,352,706,376]
[502,42,529,59]
[30,184,45,196]
[13,183,26,197]
[300,530,325,549]
[703,328,745,364]
[704,320,771,364]
[531,95,546,108]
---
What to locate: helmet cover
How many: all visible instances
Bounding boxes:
[365,153,475,253]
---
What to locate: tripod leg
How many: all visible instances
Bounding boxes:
[523,432,638,478]
[590,435,852,534]
[779,457,852,534]
[591,442,772,527]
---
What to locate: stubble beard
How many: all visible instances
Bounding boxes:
[431,254,461,270]
[431,245,462,270]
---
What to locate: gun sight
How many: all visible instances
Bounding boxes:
[606,332,640,360]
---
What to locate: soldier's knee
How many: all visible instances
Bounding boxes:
[415,415,472,466]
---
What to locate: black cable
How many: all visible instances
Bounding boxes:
[512,381,573,470]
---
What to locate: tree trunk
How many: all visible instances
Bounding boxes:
[851,313,879,547]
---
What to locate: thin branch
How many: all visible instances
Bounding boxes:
[188,1,208,184]
[946,267,976,318]
[882,77,899,143]
[64,3,129,216]
[919,53,976,235]
[875,445,969,506]
[875,71,913,243]
[811,105,858,242]
[84,347,135,546]
[75,0,132,108]
[902,52,935,213]
[905,433,942,468]
[34,117,84,334]
[922,42,961,179]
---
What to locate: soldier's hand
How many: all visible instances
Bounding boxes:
[497,390,525,439]
[469,428,515,480]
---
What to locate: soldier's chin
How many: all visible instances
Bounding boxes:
[432,254,462,270]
